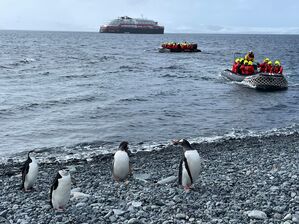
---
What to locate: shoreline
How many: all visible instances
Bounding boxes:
[1,125,298,164]
[0,133,298,223]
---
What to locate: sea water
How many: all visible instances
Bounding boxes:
[0,31,298,156]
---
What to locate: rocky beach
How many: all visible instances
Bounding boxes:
[0,133,298,224]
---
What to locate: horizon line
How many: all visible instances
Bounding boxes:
[1,28,299,35]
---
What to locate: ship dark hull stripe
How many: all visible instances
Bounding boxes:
[100,27,164,34]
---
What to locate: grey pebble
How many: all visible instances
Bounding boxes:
[128,218,139,224]
[1,134,298,223]
[76,202,86,207]
[176,213,186,219]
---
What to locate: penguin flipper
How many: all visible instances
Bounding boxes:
[184,157,193,185]
[178,159,183,185]
[50,172,61,207]
[111,158,115,176]
[21,158,31,189]
[50,185,54,208]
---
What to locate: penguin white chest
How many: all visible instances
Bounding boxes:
[182,150,201,185]
[52,175,71,209]
[25,159,38,189]
[113,151,129,180]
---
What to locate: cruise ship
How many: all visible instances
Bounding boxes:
[100,16,164,34]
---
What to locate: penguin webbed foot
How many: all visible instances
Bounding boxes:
[55,207,65,212]
[23,187,35,192]
[183,185,191,193]
[113,175,120,183]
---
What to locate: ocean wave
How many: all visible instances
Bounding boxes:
[98,55,116,61]
[190,124,299,144]
[118,65,141,71]
[0,96,96,115]
[41,71,50,76]
[0,65,13,69]
[19,58,36,64]
[157,65,183,70]
[6,58,37,67]
[161,73,215,81]
[260,103,289,111]
[119,97,148,102]
[288,83,299,88]
[149,90,177,97]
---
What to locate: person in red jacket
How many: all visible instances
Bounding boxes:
[258,58,269,72]
[265,61,273,73]
[237,58,244,74]
[232,58,240,73]
[272,60,283,74]
[246,61,255,75]
[240,60,248,75]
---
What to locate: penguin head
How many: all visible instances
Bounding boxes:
[59,168,70,177]
[28,150,37,159]
[118,141,129,152]
[172,139,192,150]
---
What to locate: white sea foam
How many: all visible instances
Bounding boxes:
[1,124,298,164]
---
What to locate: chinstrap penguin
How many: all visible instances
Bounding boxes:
[50,168,72,211]
[21,150,39,191]
[173,139,202,192]
[112,141,131,182]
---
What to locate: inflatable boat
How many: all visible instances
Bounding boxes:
[159,48,201,53]
[221,69,288,90]
[159,42,201,53]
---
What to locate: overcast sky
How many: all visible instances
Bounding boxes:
[0,0,298,34]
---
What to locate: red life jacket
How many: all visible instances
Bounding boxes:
[246,65,255,75]
[259,62,267,72]
[273,66,283,74]
[265,65,273,73]
[232,63,239,73]
[240,64,246,75]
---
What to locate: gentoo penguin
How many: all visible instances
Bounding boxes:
[112,141,130,182]
[21,150,39,191]
[173,139,202,192]
[50,168,72,211]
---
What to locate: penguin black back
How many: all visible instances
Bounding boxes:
[178,156,193,185]
[50,172,62,207]
[21,152,33,190]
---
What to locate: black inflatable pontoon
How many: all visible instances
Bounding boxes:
[159,48,201,53]
[221,69,288,90]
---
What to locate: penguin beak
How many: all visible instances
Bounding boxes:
[172,139,180,145]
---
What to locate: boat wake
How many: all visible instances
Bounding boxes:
[239,80,256,89]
